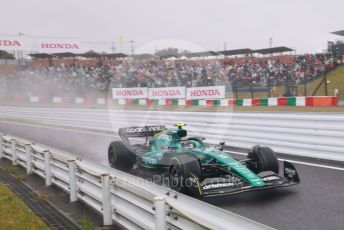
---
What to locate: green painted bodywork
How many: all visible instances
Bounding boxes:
[139,127,266,187]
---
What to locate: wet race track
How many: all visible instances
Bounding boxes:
[1,120,344,230]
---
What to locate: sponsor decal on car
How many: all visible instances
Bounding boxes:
[262,176,281,181]
[202,182,235,190]
[123,126,164,133]
[141,156,157,164]
[285,167,296,178]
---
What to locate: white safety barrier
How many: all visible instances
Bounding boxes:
[0,107,343,161]
[0,133,271,230]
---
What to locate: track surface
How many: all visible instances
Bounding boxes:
[1,120,344,230]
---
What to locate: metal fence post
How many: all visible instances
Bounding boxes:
[25,144,32,174]
[324,71,328,96]
[11,139,17,165]
[44,150,52,186]
[0,135,3,159]
[68,160,77,202]
[154,196,166,230]
[101,173,112,226]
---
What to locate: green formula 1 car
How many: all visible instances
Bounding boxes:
[108,124,300,197]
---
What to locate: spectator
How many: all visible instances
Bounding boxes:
[0,53,340,97]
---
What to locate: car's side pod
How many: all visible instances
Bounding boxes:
[284,161,300,184]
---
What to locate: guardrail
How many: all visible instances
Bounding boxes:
[0,107,343,161]
[0,133,271,230]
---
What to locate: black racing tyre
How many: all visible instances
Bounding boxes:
[108,141,136,172]
[168,153,203,197]
[247,145,279,174]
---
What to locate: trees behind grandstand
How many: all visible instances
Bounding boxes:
[0,50,15,60]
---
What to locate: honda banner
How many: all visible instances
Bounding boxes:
[148,87,186,99]
[186,85,226,99]
[112,87,148,99]
[33,38,82,53]
[0,35,30,51]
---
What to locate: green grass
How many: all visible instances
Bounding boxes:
[3,165,16,174]
[79,216,97,230]
[0,182,49,230]
[307,65,344,100]
[3,165,27,181]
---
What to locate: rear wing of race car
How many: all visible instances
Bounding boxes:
[118,125,166,139]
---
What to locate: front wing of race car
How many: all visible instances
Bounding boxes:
[191,161,300,198]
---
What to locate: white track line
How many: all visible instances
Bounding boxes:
[1,119,344,171]
[0,120,115,137]
[224,150,344,171]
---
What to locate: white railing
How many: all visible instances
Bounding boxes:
[0,133,271,230]
[0,107,343,161]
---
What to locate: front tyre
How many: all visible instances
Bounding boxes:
[168,154,203,197]
[108,141,136,172]
[247,145,279,174]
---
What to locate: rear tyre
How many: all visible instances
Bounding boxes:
[168,154,203,197]
[108,141,136,172]
[247,145,279,174]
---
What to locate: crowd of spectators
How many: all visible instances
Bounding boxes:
[228,53,339,88]
[0,53,341,97]
[1,63,112,96]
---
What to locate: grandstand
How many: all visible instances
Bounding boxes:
[330,30,344,59]
[0,33,343,100]
[0,50,340,99]
[26,46,294,64]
